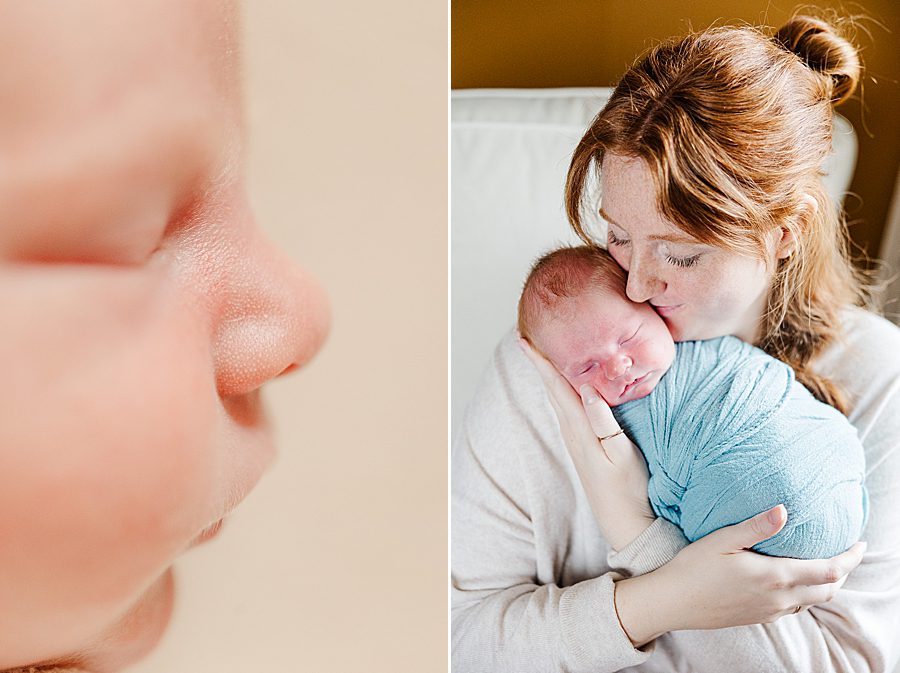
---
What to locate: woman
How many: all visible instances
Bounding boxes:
[0,2,328,671]
[452,15,900,672]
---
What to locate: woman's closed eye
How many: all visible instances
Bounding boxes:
[665,252,702,268]
[608,229,630,247]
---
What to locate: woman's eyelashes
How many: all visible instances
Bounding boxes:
[608,229,701,268]
[607,229,629,247]
[665,253,702,268]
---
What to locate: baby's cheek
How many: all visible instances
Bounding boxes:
[0,269,219,652]
[89,300,220,561]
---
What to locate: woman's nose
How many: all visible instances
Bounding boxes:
[625,256,665,304]
[211,222,330,398]
[604,353,632,380]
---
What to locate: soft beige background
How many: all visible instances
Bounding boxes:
[127,1,447,671]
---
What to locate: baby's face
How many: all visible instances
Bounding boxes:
[0,2,328,670]
[534,284,675,406]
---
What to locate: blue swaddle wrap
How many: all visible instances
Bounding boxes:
[612,336,868,559]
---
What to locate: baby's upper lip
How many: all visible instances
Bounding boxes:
[621,372,647,391]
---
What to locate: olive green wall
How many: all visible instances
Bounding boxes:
[452,0,899,264]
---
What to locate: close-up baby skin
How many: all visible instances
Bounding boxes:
[0,2,328,671]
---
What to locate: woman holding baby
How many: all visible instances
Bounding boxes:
[452,14,900,673]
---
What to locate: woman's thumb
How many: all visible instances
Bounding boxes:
[722,504,787,551]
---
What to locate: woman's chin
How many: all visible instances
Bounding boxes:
[662,316,688,341]
[51,567,177,673]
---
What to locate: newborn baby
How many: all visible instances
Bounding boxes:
[518,245,868,559]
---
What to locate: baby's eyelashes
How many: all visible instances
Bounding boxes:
[575,362,596,377]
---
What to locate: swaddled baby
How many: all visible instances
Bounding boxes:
[518,245,868,559]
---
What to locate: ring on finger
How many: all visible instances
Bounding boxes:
[793,605,803,614]
[598,429,624,446]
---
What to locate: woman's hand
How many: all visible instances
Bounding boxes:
[614,504,868,646]
[519,337,655,550]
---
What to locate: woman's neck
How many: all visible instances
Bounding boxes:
[736,290,770,345]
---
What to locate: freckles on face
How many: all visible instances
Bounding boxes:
[600,153,774,342]
[653,249,772,342]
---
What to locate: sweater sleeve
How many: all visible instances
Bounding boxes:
[451,335,655,673]
[606,517,688,578]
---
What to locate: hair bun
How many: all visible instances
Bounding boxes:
[774,16,860,105]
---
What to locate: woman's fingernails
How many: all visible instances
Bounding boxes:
[768,504,785,525]
[579,384,599,404]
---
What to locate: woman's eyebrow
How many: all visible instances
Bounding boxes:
[598,206,625,230]
[599,206,697,245]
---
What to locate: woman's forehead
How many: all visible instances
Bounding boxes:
[599,155,671,232]
[599,154,728,249]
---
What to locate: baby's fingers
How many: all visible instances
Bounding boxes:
[788,541,867,587]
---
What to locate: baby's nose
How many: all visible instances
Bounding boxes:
[604,354,632,380]
[213,232,330,398]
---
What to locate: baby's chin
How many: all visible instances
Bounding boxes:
[46,568,176,673]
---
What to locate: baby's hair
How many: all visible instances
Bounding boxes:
[518,245,626,348]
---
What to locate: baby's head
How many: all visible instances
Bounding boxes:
[519,245,675,406]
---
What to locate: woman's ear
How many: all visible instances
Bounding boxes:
[799,193,819,219]
[776,194,817,260]
[775,226,797,260]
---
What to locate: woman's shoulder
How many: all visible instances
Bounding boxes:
[817,307,900,372]
[455,329,560,456]
[839,306,900,346]
[462,331,550,423]
[453,330,577,508]
[815,307,900,418]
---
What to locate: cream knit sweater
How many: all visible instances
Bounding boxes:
[452,308,900,672]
